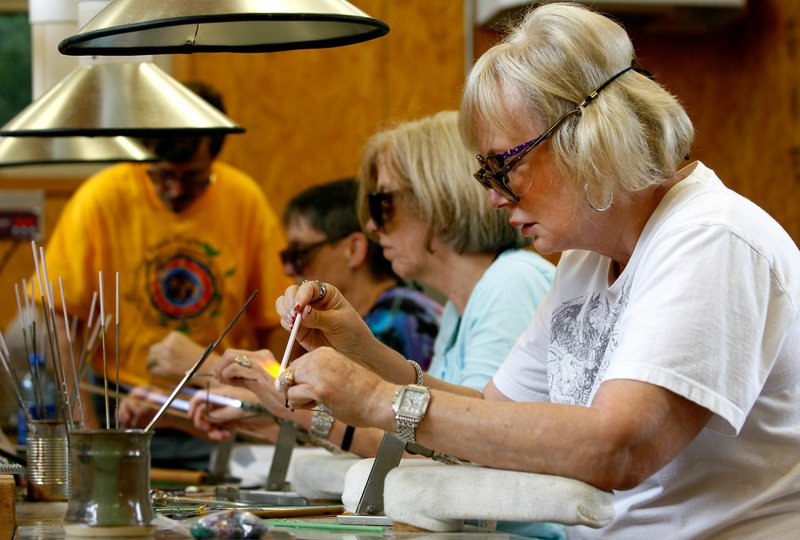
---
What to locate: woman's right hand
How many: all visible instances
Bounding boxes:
[275,281,377,360]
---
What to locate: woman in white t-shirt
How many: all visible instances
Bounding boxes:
[220,3,800,538]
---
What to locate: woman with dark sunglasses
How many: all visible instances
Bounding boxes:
[356,111,555,396]
[265,3,799,538]
[280,178,441,371]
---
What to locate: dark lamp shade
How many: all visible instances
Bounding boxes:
[59,0,389,56]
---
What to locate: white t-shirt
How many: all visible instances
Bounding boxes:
[494,162,800,539]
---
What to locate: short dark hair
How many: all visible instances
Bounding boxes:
[284,179,397,280]
[145,80,228,163]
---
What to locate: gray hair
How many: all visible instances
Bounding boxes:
[357,110,528,254]
[460,2,694,205]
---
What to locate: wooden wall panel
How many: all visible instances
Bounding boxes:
[626,0,799,244]
[171,0,465,216]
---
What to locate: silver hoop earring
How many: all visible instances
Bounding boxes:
[583,184,613,212]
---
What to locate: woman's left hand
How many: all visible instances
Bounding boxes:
[280,347,396,430]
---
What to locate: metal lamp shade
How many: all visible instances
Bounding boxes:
[59,0,389,56]
[0,136,156,167]
[0,62,244,137]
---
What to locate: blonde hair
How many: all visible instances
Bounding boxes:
[460,2,694,205]
[357,110,528,253]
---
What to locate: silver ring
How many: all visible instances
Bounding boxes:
[234,355,251,368]
[302,279,327,302]
[316,280,327,301]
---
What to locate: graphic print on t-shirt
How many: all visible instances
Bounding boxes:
[548,286,629,406]
[131,237,227,333]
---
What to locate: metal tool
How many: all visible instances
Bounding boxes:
[337,432,406,526]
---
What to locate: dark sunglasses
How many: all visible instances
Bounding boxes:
[367,190,406,229]
[474,62,652,204]
[279,232,351,275]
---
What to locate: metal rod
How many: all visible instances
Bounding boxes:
[76,292,97,376]
[115,272,120,430]
[29,318,43,418]
[14,282,38,417]
[24,278,44,417]
[40,247,72,430]
[98,271,110,430]
[31,241,69,425]
[145,289,259,432]
[59,278,85,429]
[14,282,31,371]
[47,280,73,429]
[77,314,111,386]
[0,331,31,421]
[72,292,98,407]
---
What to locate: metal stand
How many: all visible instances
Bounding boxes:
[266,420,299,491]
[218,420,308,506]
[336,432,405,526]
[206,435,238,484]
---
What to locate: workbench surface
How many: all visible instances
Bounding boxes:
[15,501,526,540]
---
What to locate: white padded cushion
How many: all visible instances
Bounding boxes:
[227,444,330,489]
[227,443,277,488]
[342,458,438,512]
[382,462,614,532]
[289,452,361,500]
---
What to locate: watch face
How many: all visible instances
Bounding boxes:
[399,388,430,416]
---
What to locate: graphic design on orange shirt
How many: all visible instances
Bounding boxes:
[131,237,231,333]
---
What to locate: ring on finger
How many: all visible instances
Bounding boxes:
[302,279,327,302]
[283,369,296,388]
[234,355,251,368]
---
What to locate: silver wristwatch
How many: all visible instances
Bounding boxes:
[392,384,431,443]
[310,406,335,440]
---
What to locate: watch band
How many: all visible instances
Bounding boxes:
[407,359,424,385]
[310,406,335,440]
[395,417,419,443]
[340,425,356,452]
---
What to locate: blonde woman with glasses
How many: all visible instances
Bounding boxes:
[266,2,800,537]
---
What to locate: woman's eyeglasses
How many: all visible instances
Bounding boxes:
[279,232,351,275]
[367,190,406,229]
[473,62,645,204]
[473,109,580,204]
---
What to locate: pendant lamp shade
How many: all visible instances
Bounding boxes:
[0,62,244,137]
[58,0,389,56]
[0,136,156,167]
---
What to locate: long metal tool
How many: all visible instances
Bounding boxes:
[145,289,258,432]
